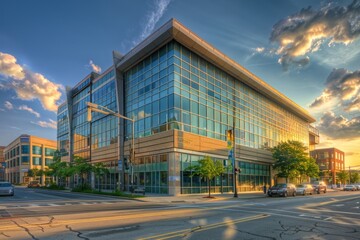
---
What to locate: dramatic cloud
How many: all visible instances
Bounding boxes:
[4,101,13,110]
[316,111,360,139]
[0,52,63,112]
[309,68,360,111]
[0,52,25,80]
[18,105,40,118]
[31,119,57,129]
[270,1,360,70]
[133,0,171,47]
[89,60,101,73]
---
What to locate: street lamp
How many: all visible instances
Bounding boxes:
[86,102,135,191]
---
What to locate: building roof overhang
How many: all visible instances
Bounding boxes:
[115,18,316,123]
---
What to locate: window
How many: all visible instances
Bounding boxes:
[45,148,55,156]
[45,158,53,166]
[32,146,42,155]
[33,157,41,165]
[21,145,30,154]
[22,156,29,164]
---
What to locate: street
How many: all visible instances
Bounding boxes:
[0,187,359,240]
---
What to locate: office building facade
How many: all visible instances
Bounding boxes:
[310,148,345,184]
[4,135,57,185]
[0,146,5,181]
[58,19,318,195]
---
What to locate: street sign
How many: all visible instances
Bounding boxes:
[118,160,122,171]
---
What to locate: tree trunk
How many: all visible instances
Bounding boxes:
[208,178,211,197]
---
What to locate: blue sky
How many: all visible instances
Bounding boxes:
[0,0,359,166]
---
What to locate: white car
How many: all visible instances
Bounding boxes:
[296,184,313,195]
[343,185,356,191]
[0,182,14,196]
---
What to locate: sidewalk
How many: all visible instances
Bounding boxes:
[139,191,267,203]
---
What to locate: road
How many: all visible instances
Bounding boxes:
[0,187,359,240]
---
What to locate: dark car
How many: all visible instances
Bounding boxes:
[312,181,327,194]
[28,180,41,188]
[268,183,296,197]
[0,182,14,196]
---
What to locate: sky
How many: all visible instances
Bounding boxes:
[0,0,359,167]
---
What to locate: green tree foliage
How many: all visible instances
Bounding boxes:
[271,140,319,183]
[186,156,225,197]
[92,162,109,191]
[28,168,40,179]
[72,156,93,189]
[350,172,359,184]
[48,153,70,187]
[337,170,349,185]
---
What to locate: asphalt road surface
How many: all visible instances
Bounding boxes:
[0,187,359,240]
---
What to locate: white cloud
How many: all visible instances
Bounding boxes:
[4,101,13,110]
[89,60,101,73]
[133,0,171,47]
[254,47,265,53]
[31,119,57,129]
[0,52,63,112]
[0,108,5,112]
[18,105,40,118]
[270,1,360,70]
[0,52,25,80]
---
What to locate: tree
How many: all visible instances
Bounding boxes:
[48,153,70,187]
[350,172,360,184]
[92,162,109,192]
[186,156,225,198]
[271,140,309,183]
[28,168,40,180]
[72,156,92,189]
[337,170,349,185]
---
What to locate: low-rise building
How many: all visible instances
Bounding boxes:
[4,135,57,185]
[310,148,345,184]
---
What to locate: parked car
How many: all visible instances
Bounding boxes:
[28,180,41,188]
[312,181,327,194]
[354,184,360,191]
[0,182,14,196]
[343,185,357,191]
[268,183,296,197]
[296,184,313,195]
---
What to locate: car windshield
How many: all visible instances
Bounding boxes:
[0,183,11,187]
[274,184,286,188]
[296,185,305,188]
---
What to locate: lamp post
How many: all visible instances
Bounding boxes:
[86,102,135,191]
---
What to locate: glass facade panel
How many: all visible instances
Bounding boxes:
[32,146,42,155]
[21,145,29,154]
[32,157,41,165]
[45,148,55,156]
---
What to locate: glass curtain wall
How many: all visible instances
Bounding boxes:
[91,69,118,190]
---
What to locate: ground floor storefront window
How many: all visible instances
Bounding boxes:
[131,154,169,194]
[180,153,271,194]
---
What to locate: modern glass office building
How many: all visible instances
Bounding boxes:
[58,19,319,195]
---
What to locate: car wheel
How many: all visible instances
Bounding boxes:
[324,189,327,193]
[317,190,320,194]
[293,191,296,197]
[284,192,288,197]
[303,190,306,196]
